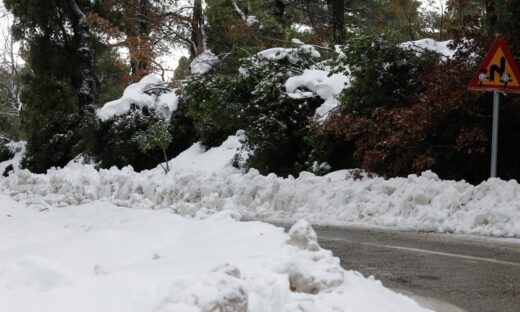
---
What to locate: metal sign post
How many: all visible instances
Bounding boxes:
[468,36,520,178]
[491,91,500,177]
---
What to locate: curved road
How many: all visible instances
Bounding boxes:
[270,221,520,312]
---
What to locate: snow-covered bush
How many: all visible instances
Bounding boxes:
[333,33,440,114]
[0,139,13,163]
[81,75,196,171]
[321,34,493,182]
[84,105,195,172]
[185,74,250,148]
[239,53,323,176]
[85,106,165,170]
[186,46,323,176]
[137,121,173,173]
[21,112,81,173]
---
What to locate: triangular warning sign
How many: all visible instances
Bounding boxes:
[468,36,520,93]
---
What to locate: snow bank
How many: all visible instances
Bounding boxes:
[190,50,219,75]
[97,75,178,121]
[400,38,455,60]
[285,69,350,121]
[3,140,520,237]
[0,198,429,312]
[167,133,246,174]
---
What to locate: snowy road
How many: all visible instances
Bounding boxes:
[269,222,520,312]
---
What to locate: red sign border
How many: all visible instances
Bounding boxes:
[468,36,520,93]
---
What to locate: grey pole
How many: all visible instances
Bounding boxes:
[491,91,500,178]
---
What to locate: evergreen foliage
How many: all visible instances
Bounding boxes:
[137,121,173,173]
[322,31,493,182]
[6,0,520,183]
[238,54,323,176]
[335,33,440,114]
[83,103,194,172]
[186,48,322,176]
[4,0,122,172]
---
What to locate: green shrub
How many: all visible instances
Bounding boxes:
[21,112,81,173]
[240,57,322,176]
[137,121,172,173]
[185,74,251,147]
[334,33,440,114]
[84,104,195,171]
[186,47,323,176]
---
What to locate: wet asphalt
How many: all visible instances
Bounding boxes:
[270,221,520,312]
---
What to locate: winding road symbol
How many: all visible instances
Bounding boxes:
[469,36,520,93]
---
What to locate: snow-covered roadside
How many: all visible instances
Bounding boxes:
[1,135,520,238]
[0,195,429,312]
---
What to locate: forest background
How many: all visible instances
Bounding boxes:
[1,0,519,184]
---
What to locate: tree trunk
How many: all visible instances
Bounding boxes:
[190,0,202,57]
[485,0,498,37]
[329,0,345,45]
[64,0,95,114]
[274,0,286,24]
[190,0,206,58]
[127,0,152,82]
[137,0,151,78]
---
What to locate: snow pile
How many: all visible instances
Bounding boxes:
[2,134,520,237]
[0,141,25,175]
[167,132,247,174]
[97,75,178,121]
[190,50,219,75]
[257,45,321,64]
[291,23,312,33]
[245,15,258,26]
[0,197,429,312]
[400,38,454,60]
[285,69,350,121]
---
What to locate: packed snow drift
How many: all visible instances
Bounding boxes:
[0,195,430,312]
[2,134,520,238]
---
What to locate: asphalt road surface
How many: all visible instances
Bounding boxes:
[270,221,520,312]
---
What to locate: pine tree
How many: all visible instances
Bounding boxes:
[4,0,121,172]
[88,0,188,82]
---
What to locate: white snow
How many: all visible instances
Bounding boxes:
[245,15,258,26]
[190,50,219,75]
[285,69,350,121]
[291,23,312,33]
[0,196,429,312]
[0,35,493,312]
[280,38,454,122]
[2,136,520,238]
[0,141,25,175]
[97,75,179,121]
[257,45,321,64]
[255,43,348,121]
[399,38,454,60]
[167,133,246,174]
